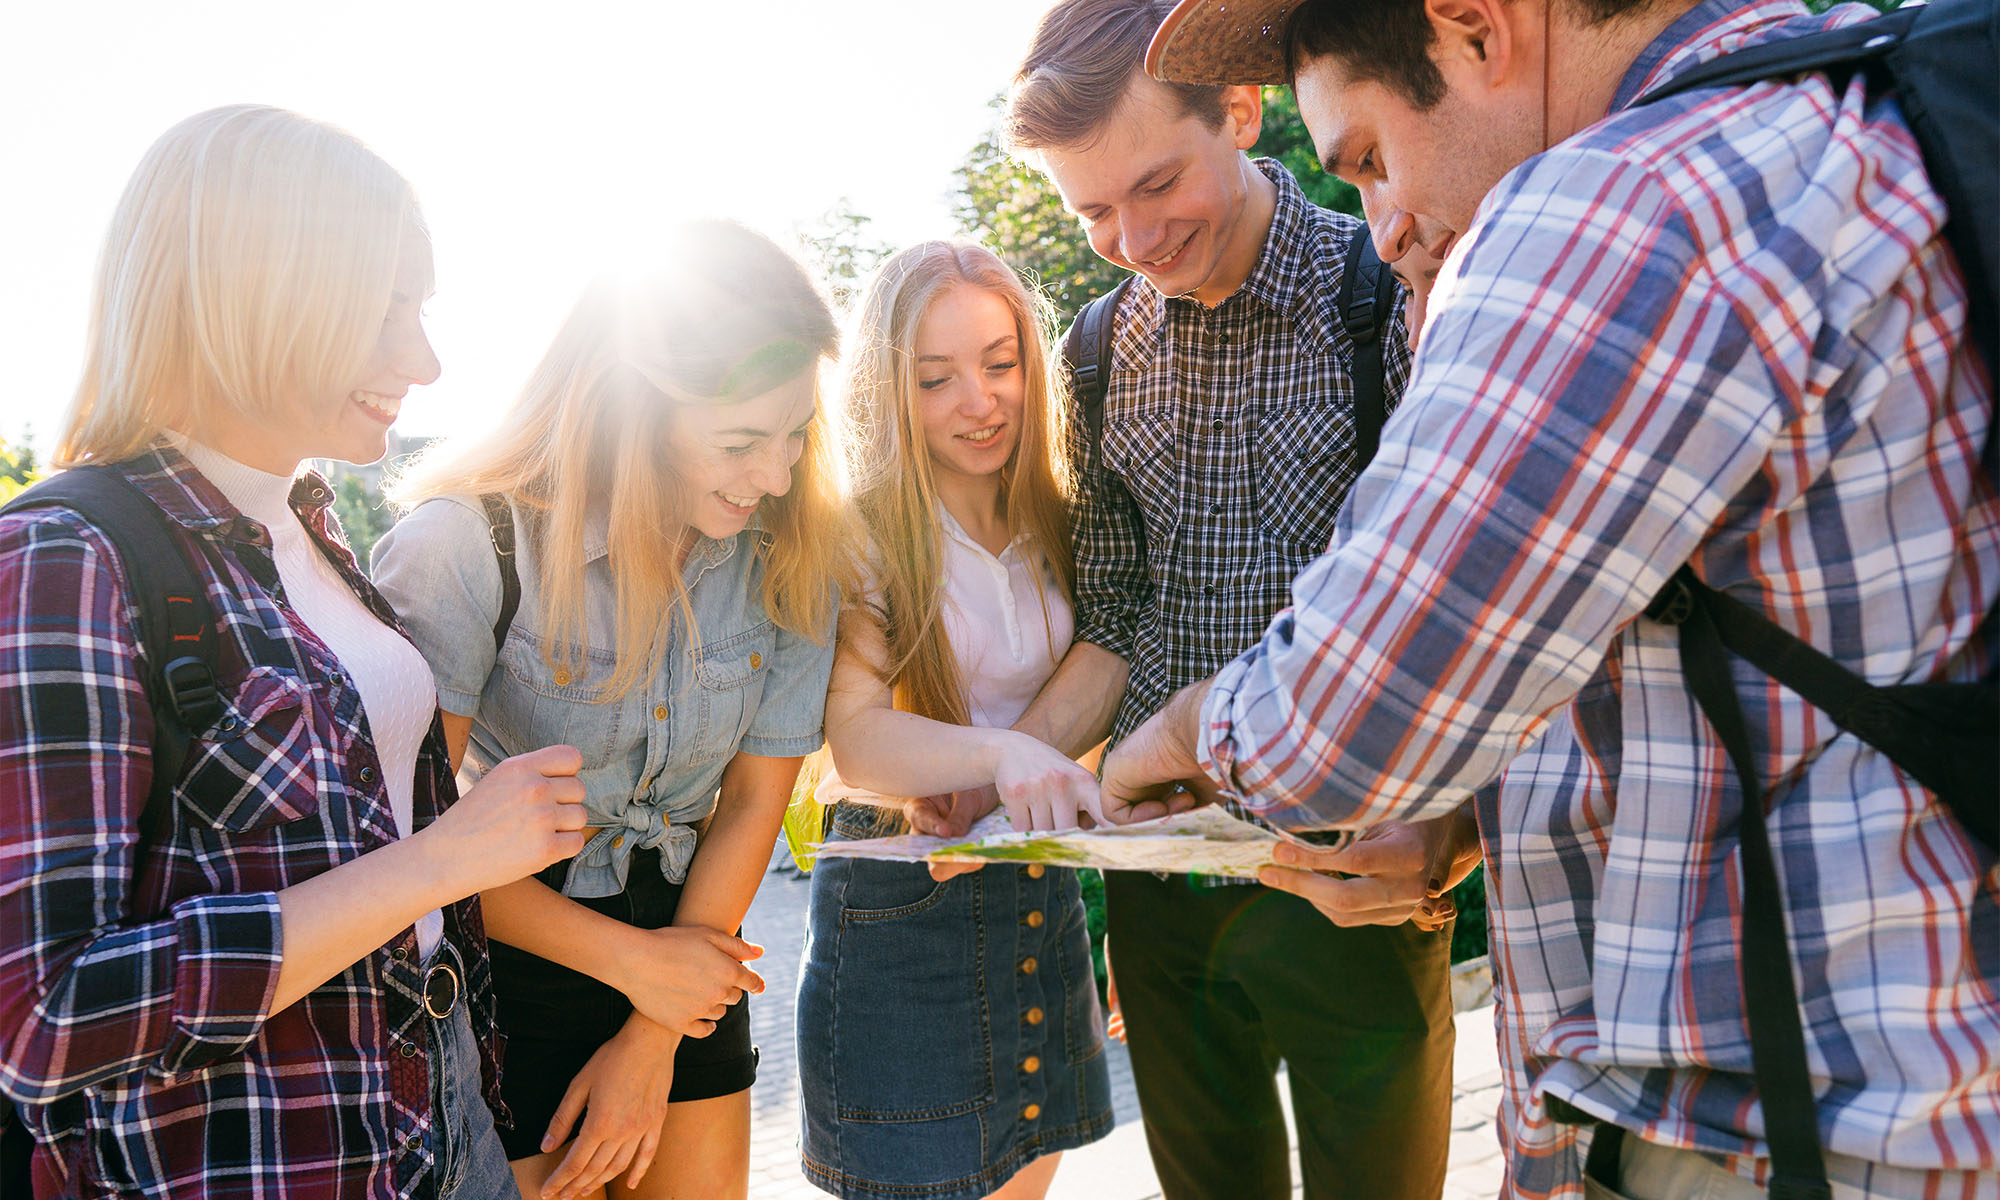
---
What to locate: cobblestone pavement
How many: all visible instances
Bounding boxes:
[743,850,1507,1199]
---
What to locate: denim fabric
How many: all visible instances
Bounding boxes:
[372,496,836,896]
[797,805,1114,1199]
[431,980,515,1200]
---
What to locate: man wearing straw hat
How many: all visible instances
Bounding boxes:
[1110,0,2000,1196]
[987,2,1468,1195]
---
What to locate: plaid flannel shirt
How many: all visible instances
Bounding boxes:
[0,446,505,1199]
[1071,157,1409,760]
[1197,3,2000,1195]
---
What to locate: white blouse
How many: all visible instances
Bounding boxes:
[818,507,1073,804]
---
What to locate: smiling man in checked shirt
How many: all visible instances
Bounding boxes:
[977,2,1476,1196]
[1110,0,2000,1197]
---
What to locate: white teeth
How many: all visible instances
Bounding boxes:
[961,426,1000,443]
[353,392,400,418]
[718,492,758,508]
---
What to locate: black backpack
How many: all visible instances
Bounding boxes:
[1061,224,1401,469]
[1575,2,1999,1195]
[0,466,225,1191]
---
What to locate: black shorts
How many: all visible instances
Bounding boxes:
[488,846,758,1160]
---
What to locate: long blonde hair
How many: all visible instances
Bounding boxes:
[59,105,418,467]
[841,242,1076,725]
[393,221,845,698]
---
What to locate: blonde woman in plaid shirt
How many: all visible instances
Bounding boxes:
[0,106,588,1200]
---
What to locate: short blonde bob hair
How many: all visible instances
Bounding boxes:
[394,221,848,699]
[58,104,420,467]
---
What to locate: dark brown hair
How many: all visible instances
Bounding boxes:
[1283,0,1660,111]
[1008,0,1230,151]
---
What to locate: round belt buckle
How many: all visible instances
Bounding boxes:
[422,960,460,1020]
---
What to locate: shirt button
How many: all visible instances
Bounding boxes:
[1023,1104,1042,1121]
[1025,1007,1045,1025]
[1026,864,1046,879]
[750,653,763,669]
[654,704,669,721]
[1020,957,1038,975]
[1207,501,1222,515]
[553,668,572,687]
[399,1043,417,1059]
[1023,1056,1042,1074]
[1203,583,1218,597]
[1210,419,1225,433]
[1025,910,1045,928]
[357,766,378,785]
[612,835,626,849]
[390,946,408,962]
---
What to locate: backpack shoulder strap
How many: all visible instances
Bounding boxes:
[479,493,521,652]
[1336,225,1399,467]
[1638,5,1918,104]
[1061,276,1136,458]
[1,466,223,824]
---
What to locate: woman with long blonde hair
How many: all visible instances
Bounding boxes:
[0,105,586,1200]
[796,242,1113,1200]
[373,221,844,1200]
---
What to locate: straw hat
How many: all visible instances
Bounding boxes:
[1145,0,1302,86]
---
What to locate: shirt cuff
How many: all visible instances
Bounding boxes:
[1072,614,1137,663]
[739,729,825,758]
[160,891,283,1077]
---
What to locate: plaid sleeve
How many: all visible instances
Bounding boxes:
[1196,149,1775,831]
[0,510,281,1104]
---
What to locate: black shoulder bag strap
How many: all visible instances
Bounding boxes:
[2,467,224,809]
[1062,276,1136,456]
[1336,226,1400,466]
[1634,571,1836,1200]
[478,493,520,653]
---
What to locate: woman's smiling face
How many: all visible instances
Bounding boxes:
[912,284,1026,486]
[669,371,818,541]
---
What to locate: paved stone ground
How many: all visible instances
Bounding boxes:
[743,848,1507,1199]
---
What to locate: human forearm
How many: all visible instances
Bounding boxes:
[270,837,473,1012]
[672,755,800,935]
[827,709,1045,801]
[476,874,660,984]
[1012,641,1129,758]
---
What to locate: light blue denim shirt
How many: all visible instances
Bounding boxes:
[371,495,835,897]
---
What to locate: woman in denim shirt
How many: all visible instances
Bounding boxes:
[373,222,843,1200]
[798,243,1112,1200]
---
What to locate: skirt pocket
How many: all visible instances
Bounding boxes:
[827,858,995,1123]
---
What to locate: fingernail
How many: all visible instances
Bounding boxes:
[1426,877,1444,896]
[1273,844,1297,865]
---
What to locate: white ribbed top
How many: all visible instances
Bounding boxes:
[181,441,444,955]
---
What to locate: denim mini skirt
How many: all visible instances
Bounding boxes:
[797,804,1114,1200]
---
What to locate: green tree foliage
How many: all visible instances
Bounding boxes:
[331,474,395,565]
[798,200,895,315]
[0,435,41,504]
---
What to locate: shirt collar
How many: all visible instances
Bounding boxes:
[120,441,336,543]
[1612,0,1816,111]
[1164,157,1312,317]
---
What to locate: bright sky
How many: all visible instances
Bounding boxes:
[0,0,1058,454]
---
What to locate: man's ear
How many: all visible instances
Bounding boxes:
[1222,83,1265,150]
[1426,0,1524,86]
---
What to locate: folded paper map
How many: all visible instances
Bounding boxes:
[812,806,1351,878]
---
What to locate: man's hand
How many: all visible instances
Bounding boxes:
[1098,680,1214,824]
[1256,804,1481,929]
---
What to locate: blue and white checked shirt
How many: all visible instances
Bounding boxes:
[1195,3,2000,1195]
